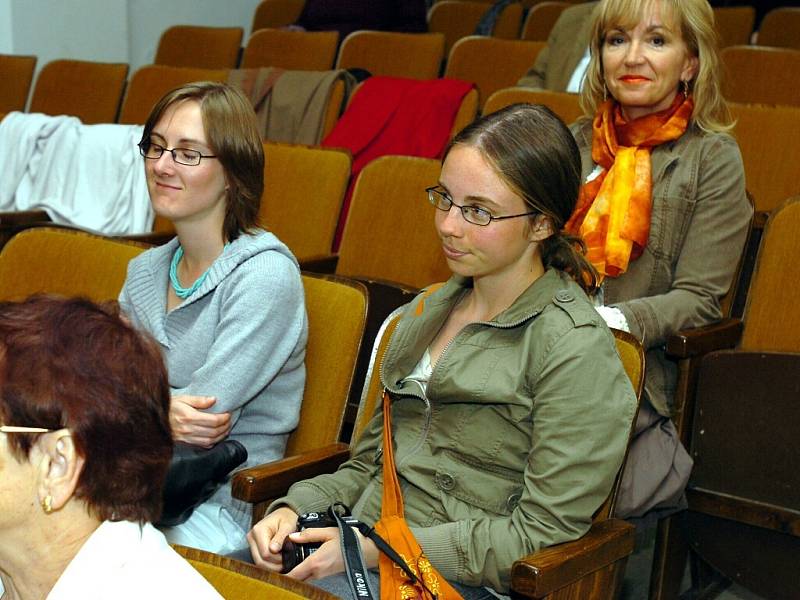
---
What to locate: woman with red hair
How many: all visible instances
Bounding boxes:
[0,296,221,599]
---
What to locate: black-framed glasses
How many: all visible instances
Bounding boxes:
[0,424,52,434]
[138,141,217,166]
[426,187,537,226]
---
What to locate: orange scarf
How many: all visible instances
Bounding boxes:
[374,390,463,600]
[565,94,693,279]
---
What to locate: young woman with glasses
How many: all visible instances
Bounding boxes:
[246,104,638,598]
[119,82,307,555]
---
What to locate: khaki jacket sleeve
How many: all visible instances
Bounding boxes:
[614,135,752,348]
[411,324,637,592]
[272,398,385,516]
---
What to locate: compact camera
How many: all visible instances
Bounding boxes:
[281,508,360,573]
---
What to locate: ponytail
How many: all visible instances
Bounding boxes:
[542,232,598,295]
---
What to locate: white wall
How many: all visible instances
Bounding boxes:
[5,0,262,75]
[0,0,14,53]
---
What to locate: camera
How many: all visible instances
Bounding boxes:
[281,508,360,573]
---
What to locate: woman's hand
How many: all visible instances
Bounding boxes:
[170,395,231,447]
[248,506,300,572]
[285,526,379,581]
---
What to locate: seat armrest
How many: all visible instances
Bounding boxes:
[0,210,51,225]
[511,519,635,598]
[231,443,350,503]
[665,319,743,359]
[300,254,339,274]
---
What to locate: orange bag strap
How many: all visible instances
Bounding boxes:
[375,389,464,600]
[380,389,406,517]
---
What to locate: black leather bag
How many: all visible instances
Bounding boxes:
[157,440,247,527]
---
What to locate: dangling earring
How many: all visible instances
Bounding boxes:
[603,83,609,102]
[41,494,53,514]
[682,80,690,98]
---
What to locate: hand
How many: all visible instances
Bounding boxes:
[285,526,379,582]
[170,395,231,447]
[248,506,299,572]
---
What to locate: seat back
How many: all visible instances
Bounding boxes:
[445,37,546,108]
[173,545,339,599]
[740,196,800,352]
[598,329,645,520]
[757,6,800,49]
[0,54,37,113]
[679,200,800,599]
[353,308,404,442]
[491,2,525,39]
[241,29,339,70]
[521,1,572,41]
[336,31,445,80]
[118,64,229,125]
[155,25,243,69]
[335,155,450,289]
[284,273,368,456]
[483,87,584,125]
[721,45,800,106]
[428,1,493,55]
[712,6,755,48]
[251,0,306,31]
[0,227,148,302]
[29,59,129,124]
[260,142,351,261]
[428,1,523,55]
[728,102,800,214]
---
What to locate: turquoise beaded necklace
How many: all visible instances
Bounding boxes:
[169,245,213,299]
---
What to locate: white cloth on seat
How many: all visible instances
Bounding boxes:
[0,111,152,235]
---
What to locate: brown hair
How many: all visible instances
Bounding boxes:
[445,104,598,293]
[580,0,732,133]
[140,81,264,241]
[0,295,172,523]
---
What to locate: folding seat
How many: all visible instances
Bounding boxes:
[0,54,37,115]
[154,25,243,69]
[444,36,546,109]
[483,87,584,125]
[721,45,800,106]
[335,30,445,80]
[756,6,800,49]
[240,28,339,70]
[29,59,128,124]
[251,0,305,31]
[428,0,524,55]
[712,6,755,48]
[118,64,228,125]
[521,1,572,41]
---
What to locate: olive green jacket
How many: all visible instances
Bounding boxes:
[572,119,752,416]
[278,270,637,592]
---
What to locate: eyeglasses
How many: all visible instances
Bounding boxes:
[0,425,52,434]
[138,141,217,166]
[426,187,537,227]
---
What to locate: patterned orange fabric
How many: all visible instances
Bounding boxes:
[374,390,464,600]
[565,94,693,279]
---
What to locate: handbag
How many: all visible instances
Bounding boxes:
[373,389,463,600]
[157,439,247,527]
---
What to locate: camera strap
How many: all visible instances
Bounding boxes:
[327,503,435,600]
[332,508,378,600]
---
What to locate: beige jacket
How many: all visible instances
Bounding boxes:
[517,2,598,91]
[571,119,752,416]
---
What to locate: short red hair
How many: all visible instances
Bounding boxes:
[0,295,172,523]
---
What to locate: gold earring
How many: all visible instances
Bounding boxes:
[682,80,689,98]
[603,84,608,102]
[41,494,53,514]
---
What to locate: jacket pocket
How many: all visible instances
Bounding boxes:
[434,449,524,518]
